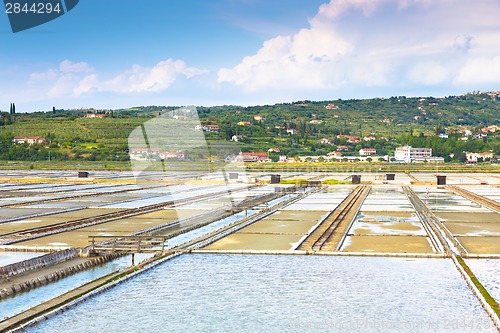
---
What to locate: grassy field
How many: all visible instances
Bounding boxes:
[244,162,500,173]
[0,160,498,173]
[0,160,131,170]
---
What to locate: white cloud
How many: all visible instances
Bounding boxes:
[218,0,500,94]
[407,62,449,85]
[455,57,500,85]
[59,60,94,73]
[28,58,207,99]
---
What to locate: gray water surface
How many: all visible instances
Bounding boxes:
[25,255,496,333]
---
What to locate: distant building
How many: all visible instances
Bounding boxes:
[129,148,186,161]
[318,138,333,145]
[394,146,432,163]
[481,125,499,133]
[268,148,281,153]
[347,136,360,143]
[237,121,251,126]
[84,113,106,118]
[337,145,349,151]
[327,151,342,158]
[279,155,295,163]
[194,124,220,132]
[12,136,46,145]
[363,136,376,141]
[359,148,377,156]
[466,151,494,163]
[286,128,298,135]
[239,152,269,162]
[231,135,245,142]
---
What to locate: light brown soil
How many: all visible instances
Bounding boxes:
[457,236,500,254]
[241,219,316,235]
[205,210,326,251]
[341,235,434,253]
[352,222,422,235]
[0,209,126,236]
[435,212,500,223]
[204,233,301,251]
[17,209,205,248]
[361,211,413,218]
[445,222,500,236]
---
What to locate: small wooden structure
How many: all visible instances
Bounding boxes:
[78,171,89,178]
[351,175,361,184]
[270,174,281,184]
[436,175,446,185]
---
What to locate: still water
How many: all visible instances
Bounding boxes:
[0,254,152,320]
[26,255,496,333]
[0,252,43,267]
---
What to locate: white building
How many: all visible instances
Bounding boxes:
[394,146,432,162]
[466,151,494,163]
[359,148,377,156]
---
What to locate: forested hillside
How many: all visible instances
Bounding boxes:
[0,92,498,162]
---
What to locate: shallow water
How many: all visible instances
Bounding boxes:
[25,255,496,333]
[0,252,44,267]
[466,259,500,302]
[0,254,152,320]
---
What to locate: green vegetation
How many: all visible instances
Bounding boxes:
[279,178,309,185]
[456,256,500,317]
[0,92,499,168]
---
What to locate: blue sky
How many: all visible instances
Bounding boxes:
[1,0,500,112]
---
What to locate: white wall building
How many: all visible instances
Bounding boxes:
[395,146,432,162]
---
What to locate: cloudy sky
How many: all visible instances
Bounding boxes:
[1,0,500,112]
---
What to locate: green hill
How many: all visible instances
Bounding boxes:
[0,93,498,163]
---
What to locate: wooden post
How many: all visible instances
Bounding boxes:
[131,253,135,266]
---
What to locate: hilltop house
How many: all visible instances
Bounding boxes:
[318,138,333,145]
[12,136,46,145]
[481,125,499,133]
[231,135,246,142]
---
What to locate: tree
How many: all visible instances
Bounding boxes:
[53,107,56,114]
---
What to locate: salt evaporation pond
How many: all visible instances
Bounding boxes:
[0,252,44,267]
[466,259,500,303]
[0,254,152,320]
[26,255,496,333]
